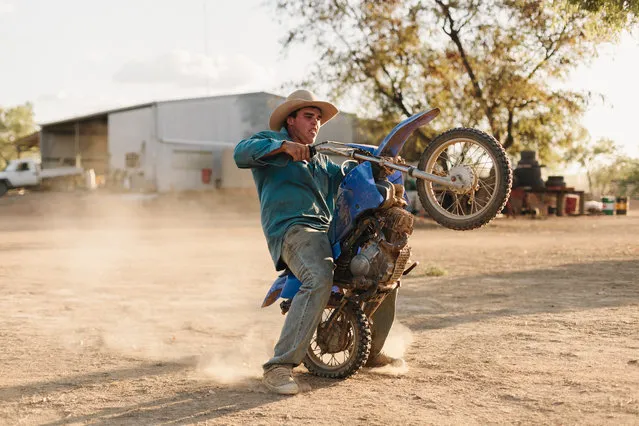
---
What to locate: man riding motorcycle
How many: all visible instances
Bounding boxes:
[234,89,402,395]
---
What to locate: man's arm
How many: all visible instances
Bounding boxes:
[234,133,311,169]
[262,141,311,162]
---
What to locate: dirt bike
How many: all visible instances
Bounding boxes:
[262,108,512,378]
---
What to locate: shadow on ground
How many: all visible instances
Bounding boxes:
[39,374,337,426]
[0,358,197,403]
[399,259,639,330]
[1,357,338,425]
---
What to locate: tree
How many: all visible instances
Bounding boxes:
[275,0,628,162]
[584,155,638,197]
[567,137,619,195]
[568,0,639,24]
[613,157,639,197]
[0,103,37,169]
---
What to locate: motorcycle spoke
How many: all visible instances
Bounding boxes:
[471,197,488,212]
[450,142,480,166]
[457,143,470,165]
[478,179,496,194]
[329,353,343,366]
[442,194,454,213]
[467,144,485,162]
[470,197,478,214]
[470,151,490,166]
[307,306,359,372]
[471,160,494,172]
[417,130,510,227]
[445,194,460,215]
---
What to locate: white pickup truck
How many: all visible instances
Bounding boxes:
[0,159,84,197]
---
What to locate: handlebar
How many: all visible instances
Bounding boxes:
[310,140,465,190]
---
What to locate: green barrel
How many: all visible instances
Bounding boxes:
[602,196,615,215]
[616,196,628,215]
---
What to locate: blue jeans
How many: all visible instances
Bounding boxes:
[264,225,334,369]
[263,224,396,369]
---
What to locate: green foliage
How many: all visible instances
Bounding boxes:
[0,103,37,169]
[275,0,629,162]
[567,137,619,194]
[568,138,639,197]
[409,263,448,277]
[567,0,639,25]
[609,157,639,197]
[589,161,623,196]
[422,265,448,277]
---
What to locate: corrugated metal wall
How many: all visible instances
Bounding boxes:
[108,107,156,189]
[155,143,224,192]
[156,92,282,143]
[40,92,359,192]
[153,93,278,191]
[152,92,358,191]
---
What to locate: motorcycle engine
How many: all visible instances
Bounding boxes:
[334,186,414,291]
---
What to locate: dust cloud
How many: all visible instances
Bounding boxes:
[382,321,414,358]
[196,325,277,384]
[20,192,284,384]
[373,321,413,375]
[8,191,415,385]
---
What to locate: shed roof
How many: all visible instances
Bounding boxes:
[39,91,282,128]
[14,131,40,149]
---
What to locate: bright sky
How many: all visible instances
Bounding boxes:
[1,0,637,158]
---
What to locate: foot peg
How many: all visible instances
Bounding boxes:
[280,299,292,315]
[402,261,419,276]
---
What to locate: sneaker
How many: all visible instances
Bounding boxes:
[263,365,299,395]
[365,353,405,368]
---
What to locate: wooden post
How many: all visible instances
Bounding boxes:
[556,192,564,217]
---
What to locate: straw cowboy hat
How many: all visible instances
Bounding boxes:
[269,89,339,131]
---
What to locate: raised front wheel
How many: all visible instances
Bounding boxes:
[416,128,512,230]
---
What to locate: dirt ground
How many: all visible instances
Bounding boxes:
[0,190,637,425]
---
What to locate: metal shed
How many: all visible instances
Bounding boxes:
[39,92,359,192]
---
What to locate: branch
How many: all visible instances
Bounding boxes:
[435,1,483,100]
[435,0,497,135]
[457,8,478,31]
[504,108,515,149]
[290,1,432,145]
[340,3,421,122]
[516,99,539,109]
[527,22,569,81]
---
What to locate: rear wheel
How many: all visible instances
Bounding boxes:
[303,298,371,379]
[416,128,512,230]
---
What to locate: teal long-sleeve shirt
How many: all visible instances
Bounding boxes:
[234,129,348,270]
